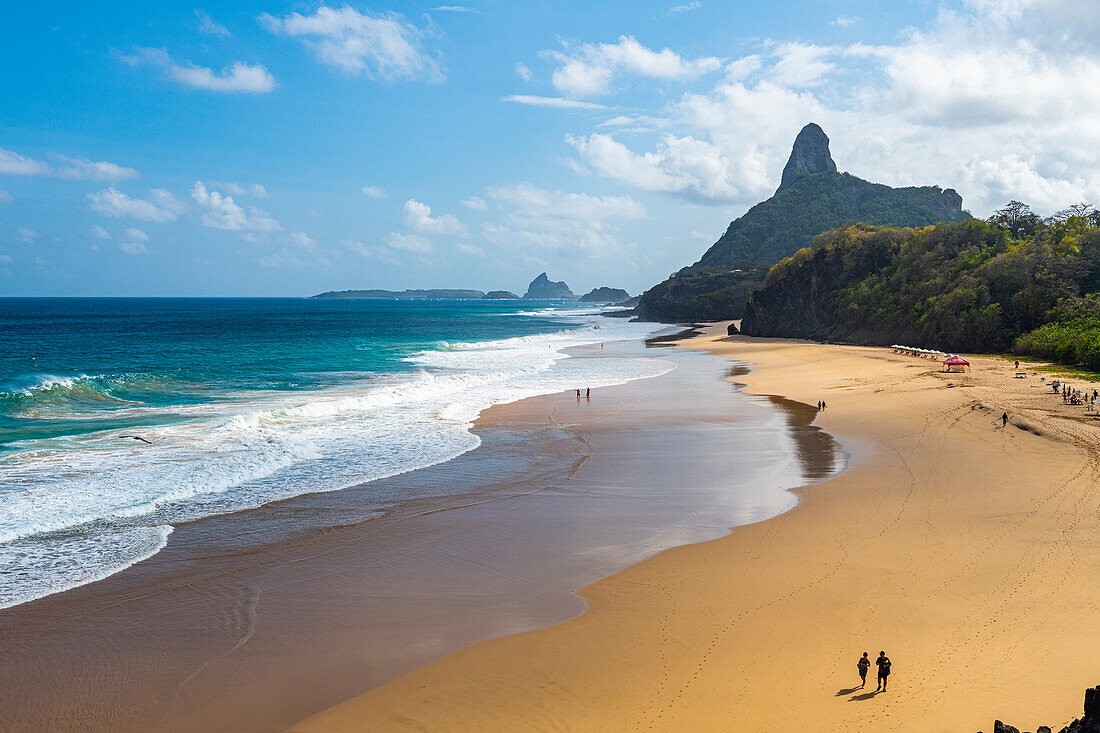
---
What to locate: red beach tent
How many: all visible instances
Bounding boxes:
[943,356,970,372]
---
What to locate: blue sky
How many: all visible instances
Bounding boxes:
[2,0,1098,296]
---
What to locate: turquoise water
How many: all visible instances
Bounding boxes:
[0,298,669,608]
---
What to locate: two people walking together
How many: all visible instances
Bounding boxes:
[857,651,891,691]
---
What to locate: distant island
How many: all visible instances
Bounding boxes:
[482,291,519,300]
[522,273,575,299]
[580,287,631,304]
[312,289,487,300]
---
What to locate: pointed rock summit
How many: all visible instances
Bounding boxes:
[522,272,574,299]
[778,123,837,191]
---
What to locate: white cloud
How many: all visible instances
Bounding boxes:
[260,6,442,82]
[553,1,1100,214]
[197,9,231,36]
[455,243,485,257]
[668,2,702,14]
[91,225,111,239]
[402,199,468,236]
[124,227,149,242]
[17,228,38,243]
[191,181,280,231]
[0,146,138,182]
[503,95,608,110]
[385,231,434,253]
[362,185,387,198]
[119,239,149,254]
[431,5,478,12]
[124,47,276,94]
[515,62,533,82]
[87,187,185,222]
[545,36,723,97]
[482,183,646,258]
[259,231,328,268]
[0,190,11,203]
[769,43,836,87]
[211,181,268,197]
[690,230,711,240]
[0,254,11,264]
[461,196,487,210]
[831,15,858,27]
[346,238,401,265]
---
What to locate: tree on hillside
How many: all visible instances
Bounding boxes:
[1051,202,1096,223]
[989,200,1042,237]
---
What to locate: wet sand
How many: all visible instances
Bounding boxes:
[298,326,1099,733]
[0,335,836,732]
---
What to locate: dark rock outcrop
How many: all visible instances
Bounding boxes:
[727,321,739,335]
[482,290,519,300]
[617,295,641,307]
[522,273,574,299]
[636,270,762,322]
[779,123,837,191]
[979,684,1100,733]
[580,287,630,303]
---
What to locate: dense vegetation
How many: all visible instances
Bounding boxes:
[741,202,1100,368]
[696,172,969,271]
[636,171,968,321]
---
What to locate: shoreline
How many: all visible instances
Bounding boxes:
[296,324,1099,733]
[0,330,834,732]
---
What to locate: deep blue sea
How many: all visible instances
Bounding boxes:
[0,298,668,609]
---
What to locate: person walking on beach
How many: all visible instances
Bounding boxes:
[585,387,591,399]
[857,652,870,688]
[875,651,891,691]
[821,400,827,411]
[1014,360,1020,370]
[576,388,581,399]
[1001,412,1008,428]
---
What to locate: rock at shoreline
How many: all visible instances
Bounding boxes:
[980,685,1100,733]
[522,273,574,299]
[727,322,739,335]
[580,287,630,303]
[482,290,519,300]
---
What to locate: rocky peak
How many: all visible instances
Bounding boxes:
[779,123,837,191]
[522,273,574,299]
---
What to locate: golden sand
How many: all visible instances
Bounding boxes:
[294,326,1099,732]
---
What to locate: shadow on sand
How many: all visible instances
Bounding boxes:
[848,690,882,701]
[835,686,863,696]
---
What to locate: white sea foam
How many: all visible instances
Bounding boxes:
[0,314,669,609]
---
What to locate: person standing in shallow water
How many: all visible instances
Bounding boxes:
[857,652,870,688]
[875,651,891,691]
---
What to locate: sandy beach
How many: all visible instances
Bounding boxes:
[0,333,835,732]
[297,325,1099,732]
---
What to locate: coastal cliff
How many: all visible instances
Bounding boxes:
[634,123,969,322]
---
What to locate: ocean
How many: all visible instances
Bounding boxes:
[0,298,669,609]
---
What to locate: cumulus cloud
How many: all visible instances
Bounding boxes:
[402,199,468,236]
[260,6,442,81]
[481,183,646,257]
[555,0,1100,214]
[362,185,386,198]
[123,47,276,94]
[668,2,702,14]
[431,5,478,12]
[91,225,111,239]
[461,196,487,210]
[515,62,534,82]
[119,228,149,254]
[831,15,858,27]
[455,242,485,257]
[17,228,38,243]
[197,9,231,36]
[0,146,138,182]
[191,181,280,231]
[211,181,268,197]
[503,95,608,110]
[0,254,11,264]
[544,36,723,97]
[87,187,185,222]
